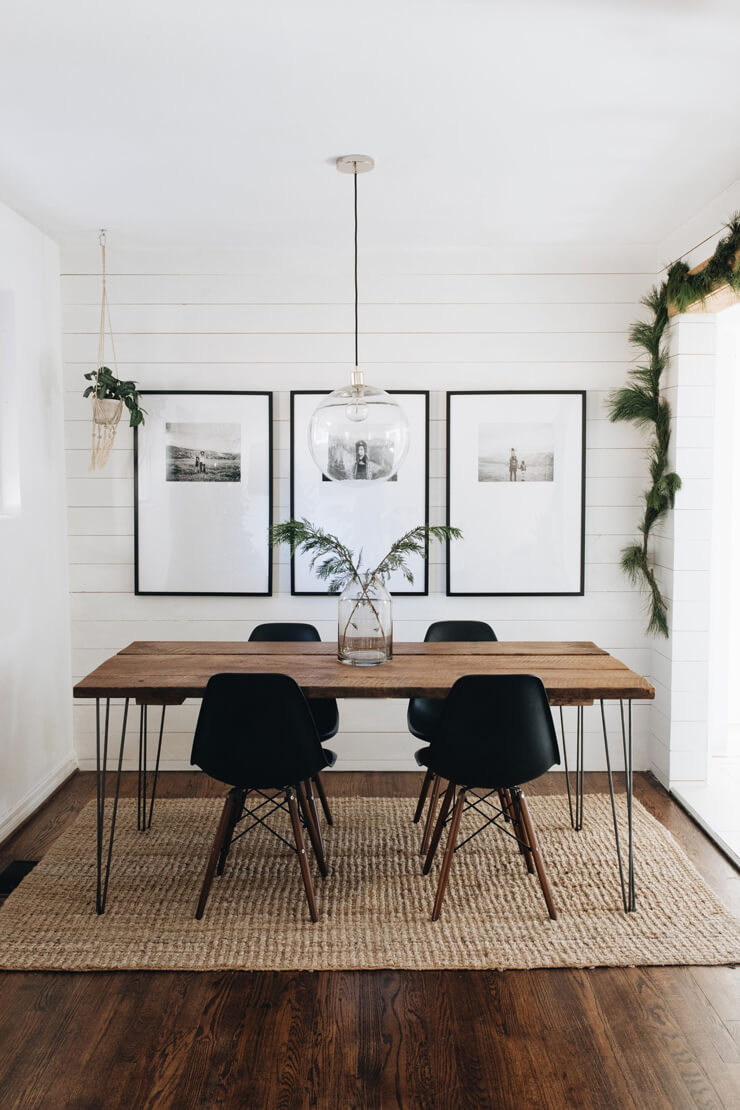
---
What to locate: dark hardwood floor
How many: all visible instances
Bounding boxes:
[0,771,738,1110]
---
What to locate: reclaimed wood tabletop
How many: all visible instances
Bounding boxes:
[75,642,654,706]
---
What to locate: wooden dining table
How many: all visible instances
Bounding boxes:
[74,640,654,914]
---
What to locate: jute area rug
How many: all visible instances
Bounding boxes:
[1,795,739,971]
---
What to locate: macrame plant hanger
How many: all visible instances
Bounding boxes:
[90,229,123,470]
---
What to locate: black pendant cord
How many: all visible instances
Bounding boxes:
[354,169,359,367]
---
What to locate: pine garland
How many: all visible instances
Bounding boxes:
[608,213,740,637]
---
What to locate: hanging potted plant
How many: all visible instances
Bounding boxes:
[270,519,462,665]
[85,230,146,470]
[84,366,146,427]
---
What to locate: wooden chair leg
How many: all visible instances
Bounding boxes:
[217,788,246,876]
[431,788,466,921]
[287,788,319,923]
[413,769,434,823]
[420,774,442,856]
[422,781,456,874]
[515,790,557,921]
[312,774,333,827]
[498,789,511,822]
[508,789,535,874]
[297,780,328,878]
[196,790,238,920]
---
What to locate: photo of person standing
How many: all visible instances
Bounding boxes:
[354,440,369,479]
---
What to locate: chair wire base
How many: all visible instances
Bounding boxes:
[195,783,326,922]
[422,783,557,922]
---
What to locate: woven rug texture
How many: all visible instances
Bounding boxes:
[1,795,739,971]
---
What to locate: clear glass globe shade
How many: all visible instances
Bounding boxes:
[308,380,410,482]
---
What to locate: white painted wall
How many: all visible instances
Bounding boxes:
[708,305,740,759]
[650,314,717,785]
[650,176,740,786]
[61,241,657,772]
[0,201,75,843]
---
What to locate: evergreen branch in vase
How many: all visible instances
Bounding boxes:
[269,519,363,593]
[269,519,462,591]
[370,524,463,585]
[271,518,463,664]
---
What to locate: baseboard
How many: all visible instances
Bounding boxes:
[0,754,79,848]
[670,788,740,871]
[649,761,670,790]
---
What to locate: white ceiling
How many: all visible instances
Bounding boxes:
[1,0,739,251]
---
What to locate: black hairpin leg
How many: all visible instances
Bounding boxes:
[95,696,130,914]
[136,704,167,830]
[560,704,585,831]
[577,704,585,830]
[137,704,147,831]
[622,699,635,911]
[559,706,574,827]
[600,698,636,912]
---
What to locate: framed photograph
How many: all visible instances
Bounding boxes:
[447,391,585,596]
[134,391,273,595]
[290,391,429,595]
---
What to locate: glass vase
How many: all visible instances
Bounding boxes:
[337,575,393,666]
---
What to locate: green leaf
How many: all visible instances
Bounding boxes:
[81,367,146,423]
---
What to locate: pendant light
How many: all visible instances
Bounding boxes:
[307,155,409,483]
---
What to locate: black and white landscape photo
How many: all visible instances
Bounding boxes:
[324,434,398,481]
[165,422,241,482]
[478,422,554,483]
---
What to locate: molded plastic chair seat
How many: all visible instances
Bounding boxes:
[248,622,338,826]
[408,698,444,742]
[423,620,498,644]
[417,674,560,922]
[306,698,340,742]
[190,672,336,922]
[249,623,339,742]
[409,620,497,849]
[408,620,497,740]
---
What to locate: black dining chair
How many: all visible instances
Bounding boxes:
[409,620,497,853]
[190,673,337,922]
[416,674,559,922]
[249,623,338,826]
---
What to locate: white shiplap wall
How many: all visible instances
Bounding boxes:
[650,316,717,786]
[61,243,657,771]
[649,180,740,787]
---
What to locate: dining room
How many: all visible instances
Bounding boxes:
[1,2,740,1107]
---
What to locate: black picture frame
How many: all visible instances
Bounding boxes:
[134,390,273,596]
[289,390,430,596]
[446,390,586,597]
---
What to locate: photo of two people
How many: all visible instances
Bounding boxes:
[165,422,241,482]
[478,422,554,483]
